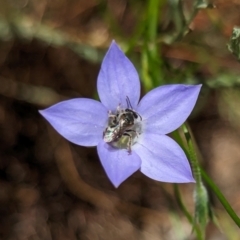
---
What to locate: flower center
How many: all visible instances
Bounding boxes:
[103,107,142,153]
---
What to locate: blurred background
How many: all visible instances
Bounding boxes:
[0,0,240,239]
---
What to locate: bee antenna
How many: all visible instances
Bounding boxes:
[126,96,133,109]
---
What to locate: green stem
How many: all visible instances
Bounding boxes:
[170,0,200,43]
[182,124,202,186]
[177,124,240,228]
[200,168,240,227]
[147,0,161,41]
[174,184,203,240]
[143,0,165,87]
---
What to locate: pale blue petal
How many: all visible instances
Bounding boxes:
[39,98,108,146]
[97,41,140,111]
[137,84,202,134]
[97,141,141,187]
[133,133,195,183]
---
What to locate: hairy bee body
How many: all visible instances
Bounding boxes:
[103,109,134,141]
[103,97,142,152]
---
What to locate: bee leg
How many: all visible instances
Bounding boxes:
[107,111,118,126]
[107,111,114,118]
[126,129,137,136]
[123,131,133,154]
[117,103,122,111]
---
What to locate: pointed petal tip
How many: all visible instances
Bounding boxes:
[38,109,47,118]
[184,83,202,93]
[137,83,202,134]
[38,109,44,115]
[38,107,55,120]
[38,99,108,147]
[191,84,202,96]
[97,40,140,110]
[136,134,196,184]
[97,142,141,188]
[179,170,196,183]
[191,178,196,183]
[112,181,121,188]
[181,175,196,183]
[196,83,202,91]
[109,39,117,48]
[108,40,122,53]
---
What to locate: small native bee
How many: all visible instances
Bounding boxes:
[103,97,142,153]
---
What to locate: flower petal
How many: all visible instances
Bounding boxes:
[97,40,140,111]
[133,133,195,183]
[39,98,108,146]
[97,141,141,187]
[137,84,201,134]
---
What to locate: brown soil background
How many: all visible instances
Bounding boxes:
[0,0,240,239]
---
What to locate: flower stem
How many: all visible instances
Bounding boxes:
[182,124,208,237]
[200,168,240,227]
[174,184,203,240]
[182,124,202,186]
[181,124,240,228]
[140,0,165,90]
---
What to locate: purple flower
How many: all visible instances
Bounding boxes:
[39,41,201,188]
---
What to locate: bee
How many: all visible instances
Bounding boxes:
[103,97,142,153]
